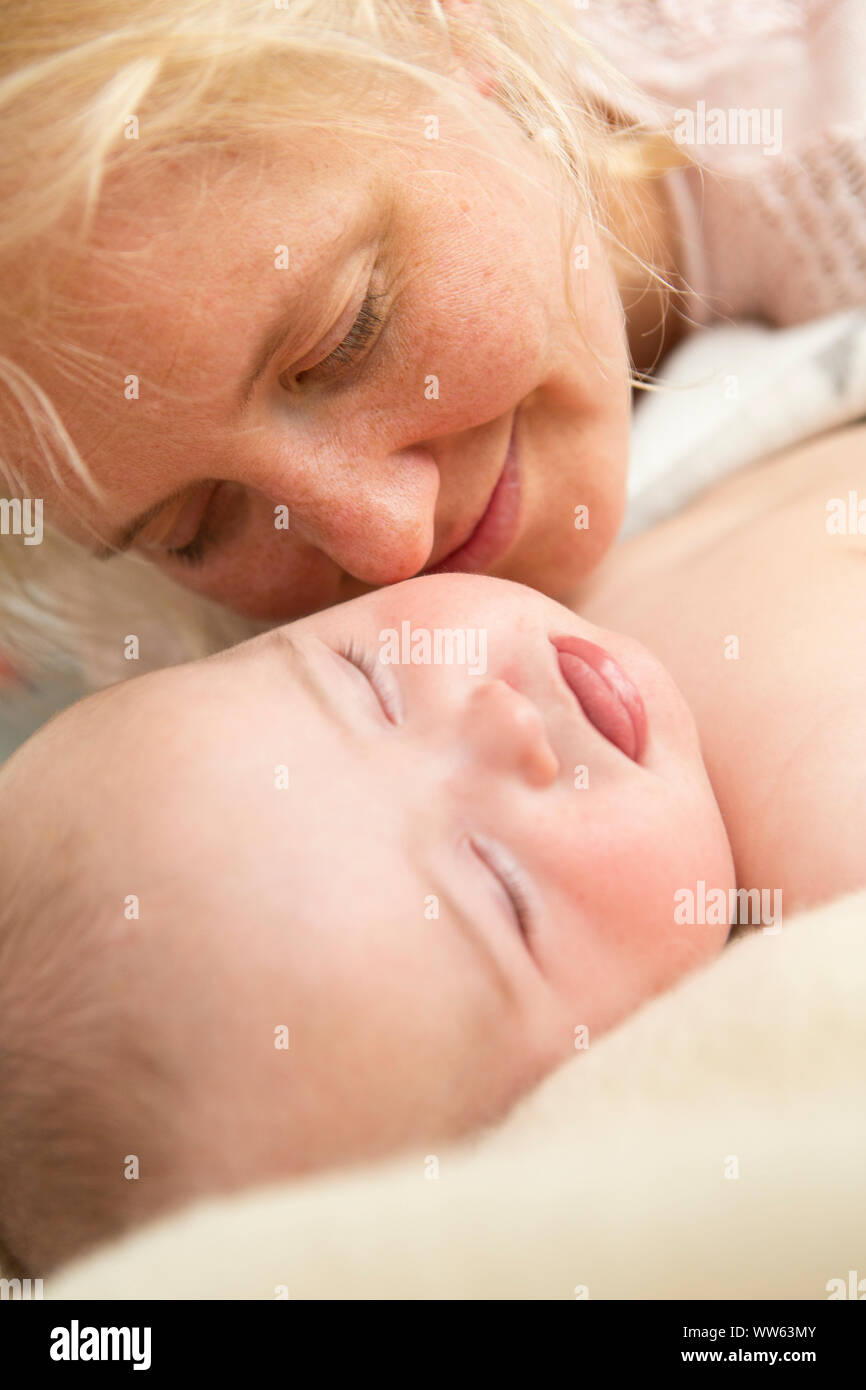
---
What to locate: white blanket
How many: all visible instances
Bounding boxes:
[48,892,866,1299]
[625,308,866,536]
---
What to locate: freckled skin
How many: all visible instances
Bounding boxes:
[4,75,638,621]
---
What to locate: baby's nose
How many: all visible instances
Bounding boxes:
[461,678,560,788]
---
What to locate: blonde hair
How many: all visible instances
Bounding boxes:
[0,0,686,683]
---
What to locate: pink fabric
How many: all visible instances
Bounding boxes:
[575,0,866,327]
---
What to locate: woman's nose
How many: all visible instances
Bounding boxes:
[461,679,560,788]
[280,442,441,586]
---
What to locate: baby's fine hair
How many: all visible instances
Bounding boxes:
[0,743,188,1277]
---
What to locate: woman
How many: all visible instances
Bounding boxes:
[0,0,863,682]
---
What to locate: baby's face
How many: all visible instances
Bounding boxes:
[10,574,733,1191]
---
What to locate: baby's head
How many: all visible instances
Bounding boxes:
[0,574,733,1273]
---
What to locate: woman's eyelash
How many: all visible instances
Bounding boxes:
[168,294,386,567]
[337,639,399,723]
[295,291,386,382]
[165,518,216,567]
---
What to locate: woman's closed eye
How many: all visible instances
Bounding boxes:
[165,290,388,569]
[280,289,387,390]
[160,482,230,568]
[165,513,218,567]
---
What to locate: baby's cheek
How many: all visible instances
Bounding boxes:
[642,813,736,984]
[533,844,718,1040]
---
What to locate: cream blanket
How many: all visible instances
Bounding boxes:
[48,891,866,1299]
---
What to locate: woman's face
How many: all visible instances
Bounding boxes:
[8,73,631,621]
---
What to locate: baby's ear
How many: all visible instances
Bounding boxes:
[438,0,499,100]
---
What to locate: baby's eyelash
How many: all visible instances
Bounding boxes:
[470,835,534,939]
[497,861,533,937]
[337,639,400,723]
[340,639,378,681]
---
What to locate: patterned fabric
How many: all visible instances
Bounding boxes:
[575,0,866,327]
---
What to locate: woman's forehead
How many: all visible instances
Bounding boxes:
[4,137,387,503]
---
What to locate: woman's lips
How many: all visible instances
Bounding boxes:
[424,417,521,575]
[550,636,648,762]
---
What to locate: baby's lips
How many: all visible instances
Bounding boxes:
[550,635,648,762]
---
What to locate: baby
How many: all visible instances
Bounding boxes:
[0,573,734,1275]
